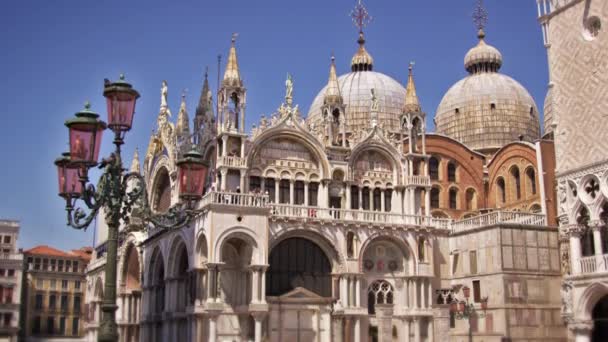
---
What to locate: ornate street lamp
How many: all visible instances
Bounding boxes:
[55,75,208,342]
[450,286,489,342]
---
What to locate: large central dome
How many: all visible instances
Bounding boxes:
[307,71,406,133]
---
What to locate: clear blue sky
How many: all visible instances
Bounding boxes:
[0,0,548,251]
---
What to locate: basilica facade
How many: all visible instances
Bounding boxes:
[81,3,579,342]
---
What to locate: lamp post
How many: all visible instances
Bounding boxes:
[450,286,488,342]
[55,75,209,342]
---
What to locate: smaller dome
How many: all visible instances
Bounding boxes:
[464,30,503,73]
[351,32,374,72]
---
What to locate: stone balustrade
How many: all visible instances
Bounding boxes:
[404,175,431,187]
[579,254,608,275]
[200,191,269,208]
[217,155,247,168]
[450,211,546,234]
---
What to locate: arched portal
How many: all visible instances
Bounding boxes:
[220,237,254,306]
[593,295,608,341]
[148,249,165,342]
[267,237,332,297]
[120,244,142,342]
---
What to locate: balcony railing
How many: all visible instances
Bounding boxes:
[217,156,247,168]
[270,204,445,228]
[200,191,269,209]
[450,211,546,234]
[196,192,549,232]
[404,175,431,187]
[579,254,608,274]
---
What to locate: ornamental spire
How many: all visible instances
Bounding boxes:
[222,33,242,87]
[130,148,141,174]
[196,67,214,121]
[176,91,191,137]
[472,0,488,39]
[404,62,421,113]
[350,0,374,72]
[324,54,342,104]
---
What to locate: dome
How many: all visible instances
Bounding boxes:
[307,71,406,133]
[464,30,503,73]
[434,31,540,154]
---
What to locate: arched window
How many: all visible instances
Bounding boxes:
[153,168,171,213]
[578,207,594,257]
[431,188,440,209]
[373,189,382,211]
[346,232,355,258]
[447,162,457,182]
[279,180,290,204]
[496,178,506,204]
[265,178,276,203]
[267,238,332,297]
[510,167,521,200]
[362,187,371,210]
[429,157,439,180]
[526,168,537,196]
[294,181,305,205]
[449,188,458,209]
[465,189,477,211]
[418,237,426,262]
[367,280,394,314]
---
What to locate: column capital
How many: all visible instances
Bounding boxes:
[568,320,593,334]
[589,220,605,231]
[566,224,586,238]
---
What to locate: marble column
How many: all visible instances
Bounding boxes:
[358,187,363,210]
[381,189,385,212]
[208,315,218,342]
[274,178,280,204]
[254,314,264,342]
[346,185,352,210]
[403,318,411,342]
[222,135,228,157]
[304,182,309,206]
[250,266,260,303]
[427,318,434,342]
[354,317,361,342]
[355,276,361,307]
[591,221,604,256]
[569,225,583,274]
[414,318,421,342]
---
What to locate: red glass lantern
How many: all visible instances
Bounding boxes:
[458,301,466,313]
[462,286,471,299]
[103,74,140,133]
[450,301,457,313]
[65,103,107,166]
[481,298,488,311]
[177,149,209,203]
[54,152,82,199]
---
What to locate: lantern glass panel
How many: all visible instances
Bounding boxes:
[57,164,82,197]
[69,124,103,164]
[106,92,137,131]
[179,165,208,198]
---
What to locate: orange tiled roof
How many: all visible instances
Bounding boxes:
[26,245,93,262]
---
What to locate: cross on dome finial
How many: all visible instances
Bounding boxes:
[231,33,238,43]
[351,0,372,33]
[409,61,415,73]
[472,0,488,32]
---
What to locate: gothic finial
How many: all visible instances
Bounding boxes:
[130,148,141,174]
[223,34,242,86]
[409,61,415,73]
[472,0,488,35]
[351,0,372,33]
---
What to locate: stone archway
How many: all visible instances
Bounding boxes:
[267,237,332,297]
[593,295,608,341]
